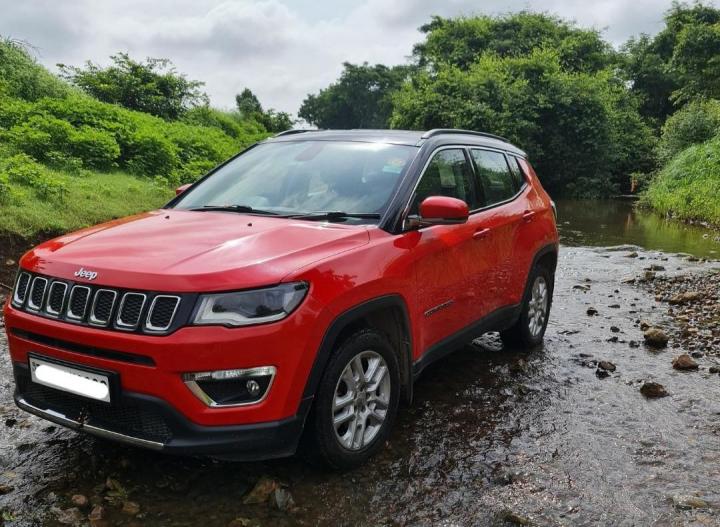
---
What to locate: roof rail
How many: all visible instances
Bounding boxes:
[420,128,511,143]
[273,129,321,137]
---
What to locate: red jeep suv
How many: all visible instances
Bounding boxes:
[4,129,558,468]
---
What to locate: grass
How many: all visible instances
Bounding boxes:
[0,168,174,238]
[643,135,720,227]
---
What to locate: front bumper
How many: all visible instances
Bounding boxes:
[13,362,310,459]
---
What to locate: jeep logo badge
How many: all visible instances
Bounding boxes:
[74,268,98,281]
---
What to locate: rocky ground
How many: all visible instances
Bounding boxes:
[1,246,720,526]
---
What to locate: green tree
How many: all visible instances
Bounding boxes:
[413,12,614,73]
[58,53,208,120]
[235,88,263,117]
[298,62,410,128]
[391,50,654,197]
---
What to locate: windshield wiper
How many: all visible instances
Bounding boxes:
[189,205,280,216]
[290,211,382,221]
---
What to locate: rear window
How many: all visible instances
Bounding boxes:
[470,149,519,206]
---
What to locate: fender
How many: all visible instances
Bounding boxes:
[301,295,414,405]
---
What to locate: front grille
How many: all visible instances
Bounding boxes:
[12,273,31,306]
[116,293,146,329]
[19,376,172,443]
[90,290,117,326]
[147,296,180,332]
[46,282,67,316]
[67,286,91,320]
[27,277,48,311]
[10,271,186,335]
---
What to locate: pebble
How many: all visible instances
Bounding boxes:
[598,361,616,372]
[644,328,669,348]
[640,382,668,398]
[122,501,141,516]
[672,354,699,370]
[243,476,279,505]
[586,307,598,316]
[71,494,88,508]
[672,495,709,510]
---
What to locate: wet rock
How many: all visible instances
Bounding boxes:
[56,507,84,525]
[609,304,621,308]
[573,284,590,291]
[644,328,669,348]
[272,487,296,512]
[672,495,709,510]
[5,417,16,427]
[639,320,651,331]
[626,252,639,258]
[672,354,699,370]
[586,307,599,316]
[595,368,610,379]
[0,483,13,495]
[499,509,532,525]
[610,326,620,333]
[598,361,616,372]
[122,501,141,516]
[669,291,703,305]
[709,366,720,374]
[629,340,640,348]
[70,494,88,508]
[242,476,279,505]
[88,505,106,522]
[647,264,666,271]
[641,382,668,398]
[509,358,528,374]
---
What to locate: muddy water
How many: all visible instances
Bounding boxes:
[2,204,720,526]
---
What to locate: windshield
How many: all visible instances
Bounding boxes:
[172,141,418,221]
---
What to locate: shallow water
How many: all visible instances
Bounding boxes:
[557,199,720,258]
[1,203,720,526]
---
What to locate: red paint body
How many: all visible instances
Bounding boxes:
[3,130,558,457]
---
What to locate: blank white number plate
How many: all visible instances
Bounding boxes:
[29,356,111,403]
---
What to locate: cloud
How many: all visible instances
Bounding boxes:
[0,0,673,114]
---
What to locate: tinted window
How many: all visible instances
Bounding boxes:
[411,149,478,214]
[507,155,526,190]
[471,149,518,206]
[174,141,417,220]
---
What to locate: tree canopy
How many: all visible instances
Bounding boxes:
[58,53,208,120]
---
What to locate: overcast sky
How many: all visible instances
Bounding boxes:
[0,0,677,114]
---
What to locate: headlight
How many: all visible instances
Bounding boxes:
[192,282,308,327]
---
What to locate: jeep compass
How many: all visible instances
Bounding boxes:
[4,129,558,469]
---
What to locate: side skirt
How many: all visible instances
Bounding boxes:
[412,304,521,380]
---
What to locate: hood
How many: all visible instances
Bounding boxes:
[21,210,370,292]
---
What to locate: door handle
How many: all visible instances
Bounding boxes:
[522,210,536,223]
[473,228,490,240]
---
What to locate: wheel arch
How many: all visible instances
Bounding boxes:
[302,295,414,406]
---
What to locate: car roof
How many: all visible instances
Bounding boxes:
[266,129,526,157]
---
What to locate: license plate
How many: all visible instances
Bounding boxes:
[29,356,112,403]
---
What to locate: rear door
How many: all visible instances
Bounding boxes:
[468,148,527,313]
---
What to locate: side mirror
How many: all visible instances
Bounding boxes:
[176,184,192,196]
[407,196,469,228]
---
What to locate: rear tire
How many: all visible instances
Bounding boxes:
[500,265,553,349]
[308,329,400,470]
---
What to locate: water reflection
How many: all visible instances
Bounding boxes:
[556,199,720,258]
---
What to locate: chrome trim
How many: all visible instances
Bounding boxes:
[44,281,68,317]
[26,277,48,312]
[88,289,118,326]
[115,292,147,330]
[183,366,277,408]
[11,272,31,307]
[16,396,163,450]
[145,295,181,333]
[66,285,91,321]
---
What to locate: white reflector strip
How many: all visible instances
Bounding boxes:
[31,361,110,402]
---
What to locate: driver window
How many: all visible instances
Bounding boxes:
[410,149,477,214]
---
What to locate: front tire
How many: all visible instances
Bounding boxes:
[309,329,400,470]
[501,265,553,349]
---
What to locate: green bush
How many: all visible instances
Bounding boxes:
[0,152,67,200]
[125,129,179,177]
[7,114,74,160]
[172,159,217,185]
[656,99,720,163]
[644,135,720,225]
[0,171,10,203]
[69,126,120,169]
[0,38,71,101]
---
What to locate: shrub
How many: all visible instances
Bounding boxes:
[172,159,217,185]
[7,114,74,160]
[69,126,120,169]
[0,171,10,203]
[0,152,67,200]
[656,99,720,163]
[125,129,178,177]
